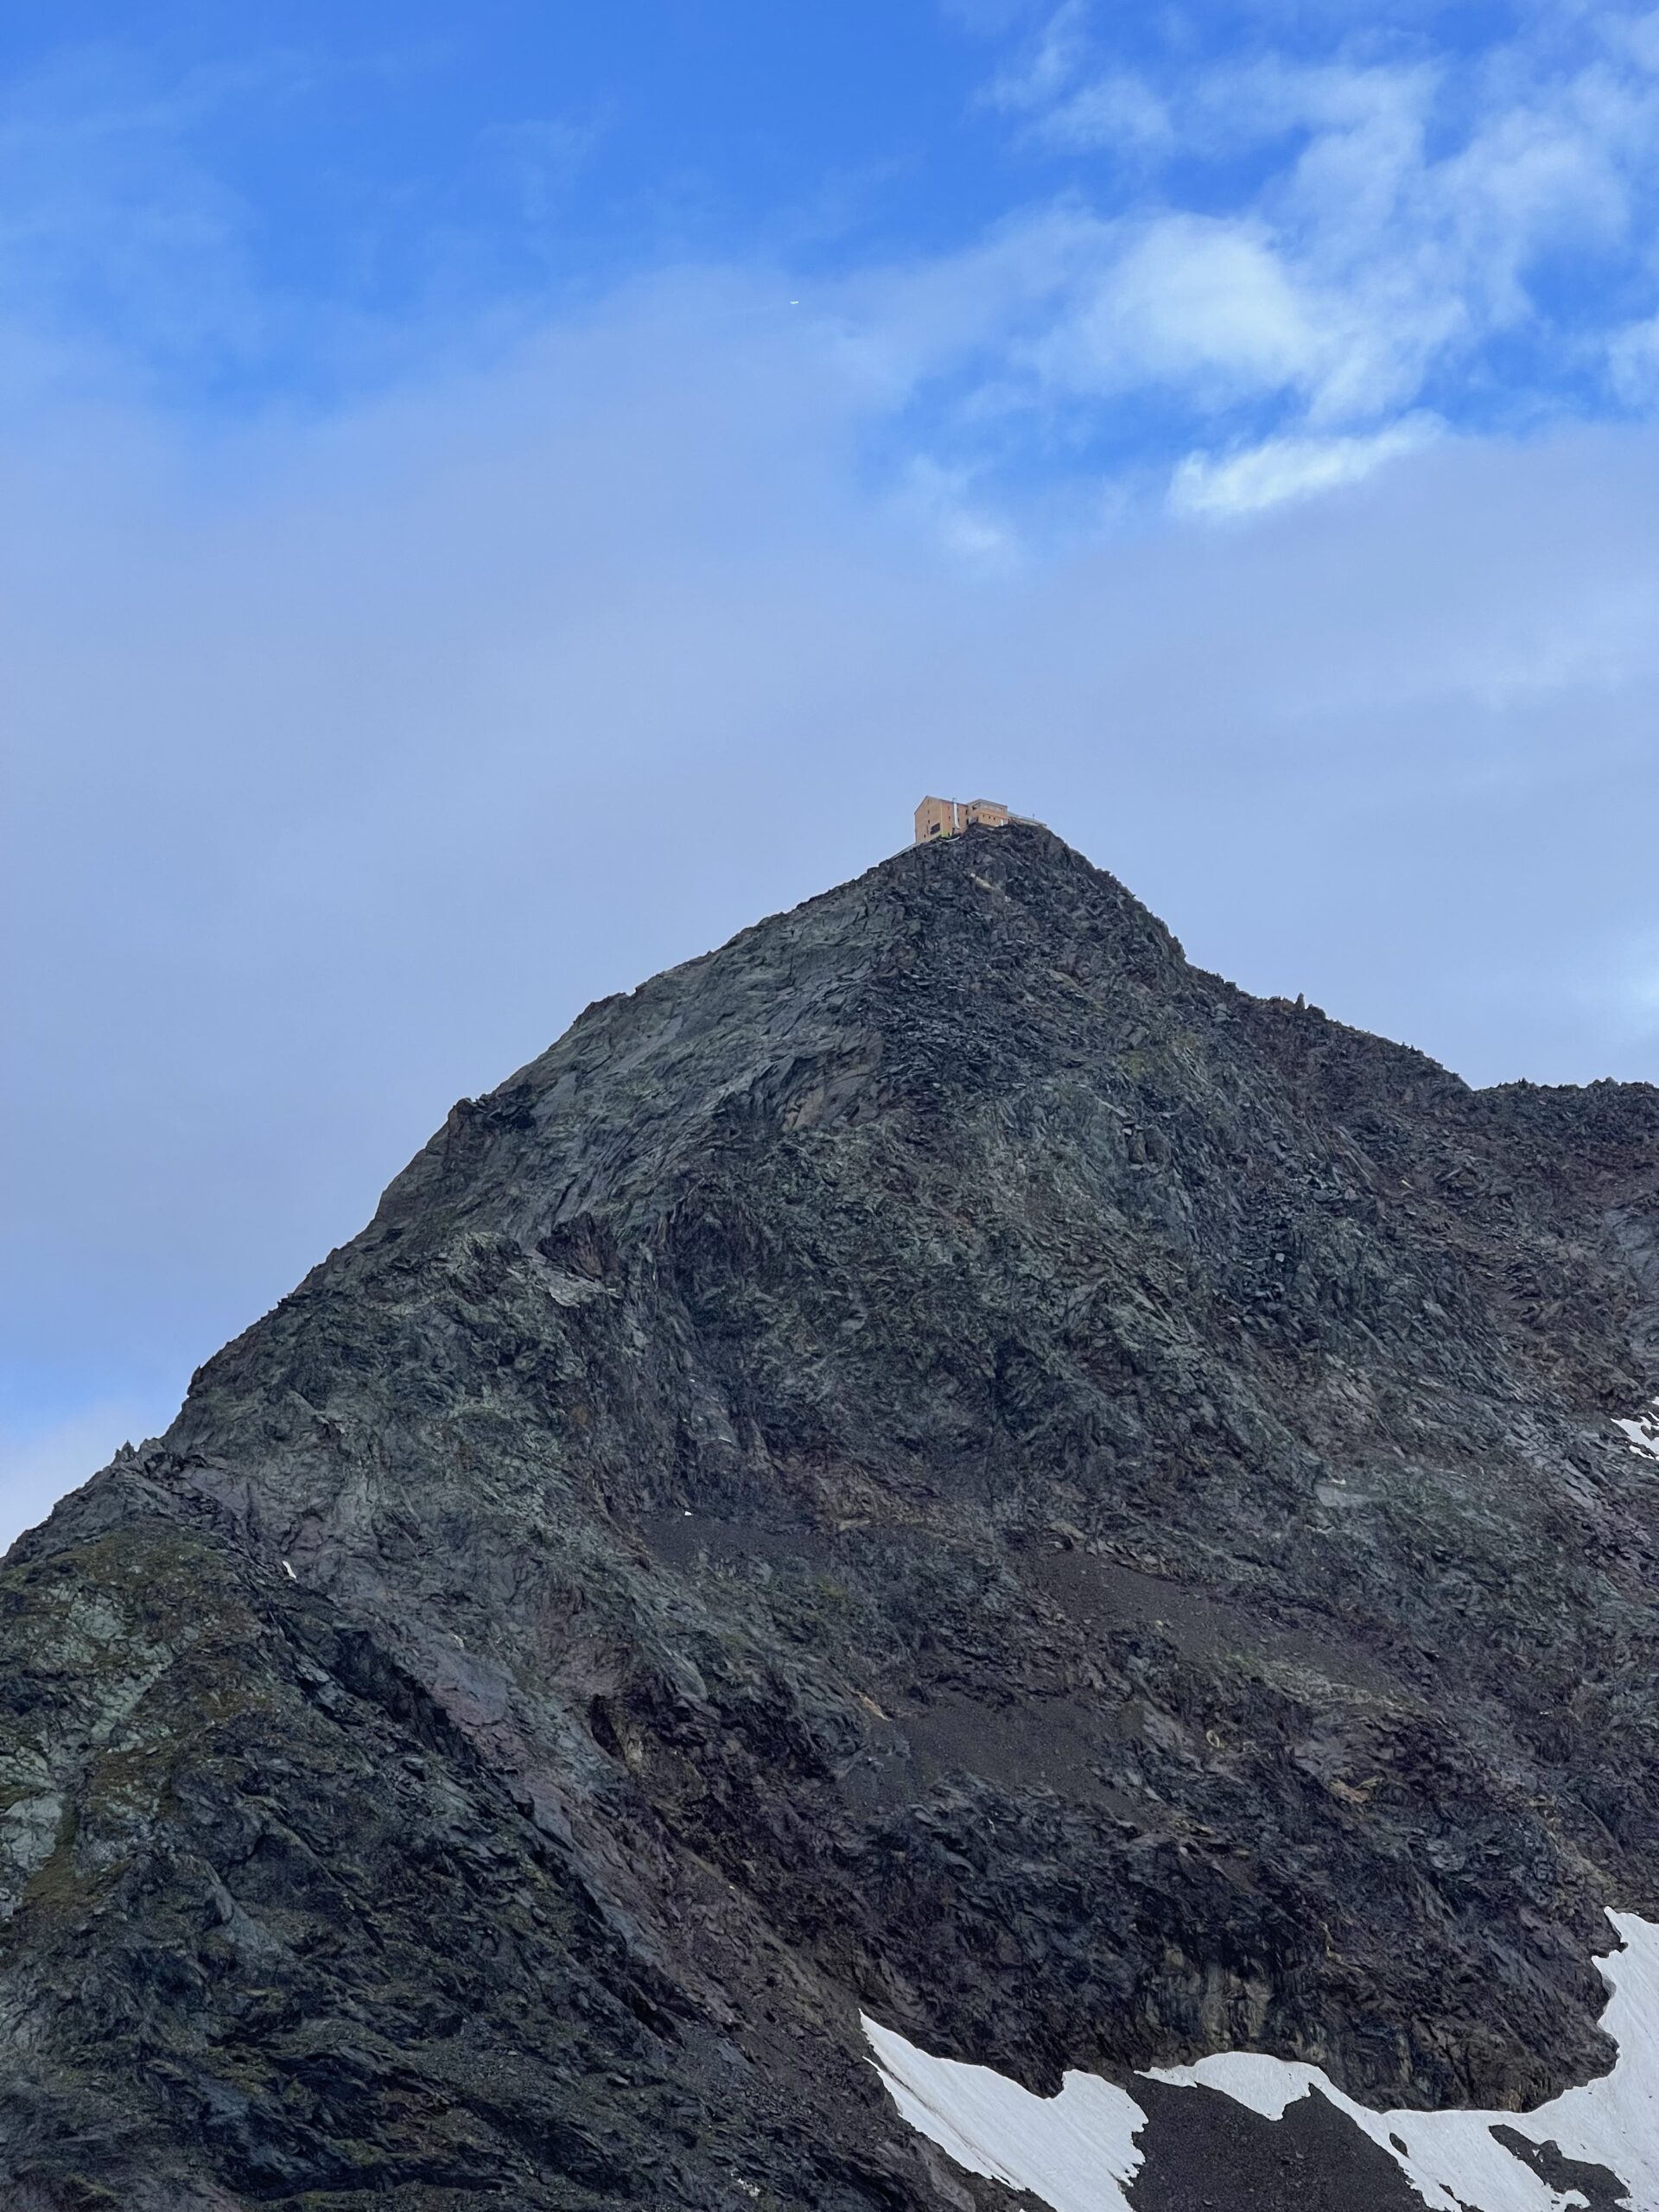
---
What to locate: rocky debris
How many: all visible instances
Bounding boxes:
[1129,2081,1430,2212]
[5,822,1659,2207]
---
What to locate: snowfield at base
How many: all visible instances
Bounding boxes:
[865,1910,1659,2212]
[862,2016,1145,2212]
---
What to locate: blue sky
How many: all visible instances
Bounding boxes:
[7,0,1659,1541]
[10,3,1659,500]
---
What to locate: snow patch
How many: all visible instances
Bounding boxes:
[861,2013,1144,2212]
[1615,1401,1659,1459]
[865,1910,1659,2211]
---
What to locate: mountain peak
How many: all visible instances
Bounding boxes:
[7,842,1659,2209]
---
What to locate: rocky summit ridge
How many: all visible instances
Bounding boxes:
[7,823,1659,2210]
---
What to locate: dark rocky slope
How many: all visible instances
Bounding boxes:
[7,822,1659,2209]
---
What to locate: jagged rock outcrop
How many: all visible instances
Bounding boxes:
[7,823,1659,2209]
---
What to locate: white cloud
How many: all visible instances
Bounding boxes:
[0,48,275,376]
[1037,70,1173,154]
[894,454,1020,563]
[1611,312,1659,402]
[948,6,1659,457]
[842,197,1448,453]
[836,200,1423,453]
[984,0,1093,116]
[1168,416,1441,518]
[1036,216,1326,401]
[1618,9,1659,72]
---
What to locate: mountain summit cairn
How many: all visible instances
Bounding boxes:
[5,823,1659,2209]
